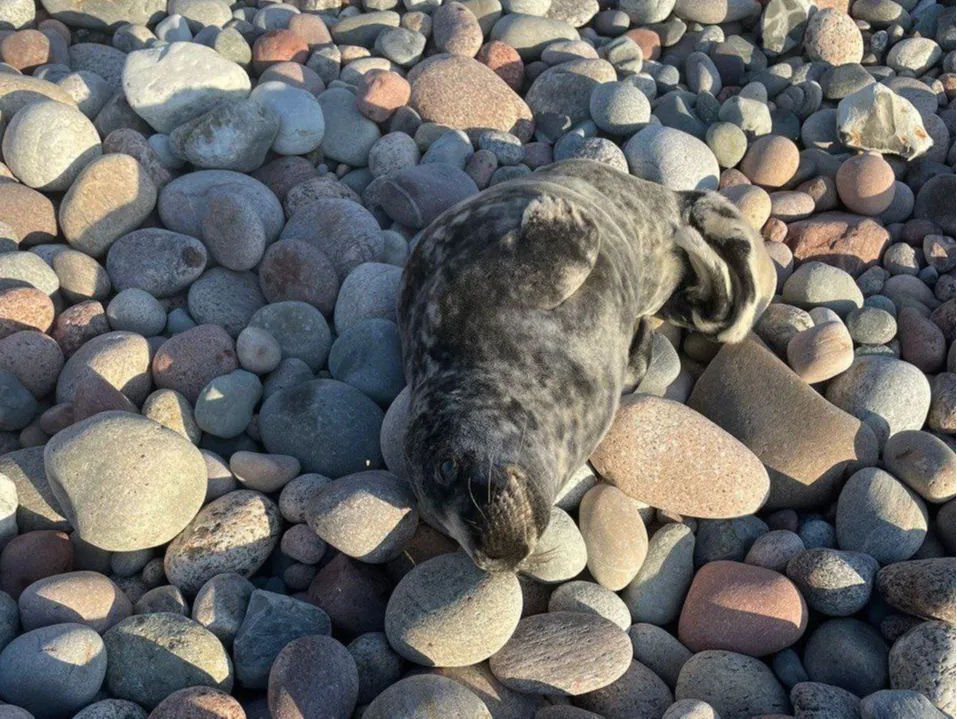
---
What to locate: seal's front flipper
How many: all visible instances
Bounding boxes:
[623,316,654,393]
[494,192,602,310]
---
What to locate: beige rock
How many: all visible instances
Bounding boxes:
[578,484,648,591]
[591,395,770,519]
[786,321,854,383]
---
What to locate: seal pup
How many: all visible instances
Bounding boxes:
[398,159,776,570]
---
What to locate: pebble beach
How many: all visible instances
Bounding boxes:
[0,0,954,716]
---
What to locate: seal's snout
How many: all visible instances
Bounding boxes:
[459,465,547,571]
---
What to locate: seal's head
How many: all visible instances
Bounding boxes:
[403,382,553,571]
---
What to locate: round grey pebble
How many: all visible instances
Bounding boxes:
[675,650,790,718]
[103,613,233,709]
[187,268,265,339]
[386,552,523,667]
[328,318,405,406]
[589,81,651,136]
[836,467,928,564]
[363,674,491,719]
[547,580,631,630]
[260,378,384,476]
[478,130,525,166]
[0,623,107,718]
[248,300,332,372]
[786,547,879,616]
[106,288,167,336]
[846,306,897,345]
[348,631,405,705]
[803,618,888,697]
[628,623,693,689]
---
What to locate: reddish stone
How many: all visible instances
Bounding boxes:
[786,211,891,277]
[0,30,53,73]
[678,561,807,657]
[258,238,339,315]
[287,13,332,49]
[51,300,110,357]
[150,686,245,719]
[251,156,318,202]
[72,374,140,422]
[476,41,524,92]
[719,168,750,189]
[0,286,54,339]
[0,330,64,398]
[356,70,411,123]
[0,530,73,599]
[762,217,788,243]
[152,324,238,403]
[307,553,392,636]
[252,29,310,75]
[260,61,324,95]
[623,28,660,60]
[0,183,57,246]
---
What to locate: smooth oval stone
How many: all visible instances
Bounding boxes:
[190,572,255,649]
[490,14,578,60]
[106,228,207,298]
[279,198,383,282]
[574,659,674,718]
[578,484,648,591]
[688,337,879,510]
[44,411,207,552]
[0,622,107,717]
[18,570,132,633]
[678,560,808,657]
[55,330,152,405]
[675,650,790,719]
[785,548,878,617]
[882,431,956,504]
[259,379,385,477]
[103,613,233,709]
[268,634,359,719]
[159,170,284,244]
[860,689,949,719]
[517,506,587,584]
[317,87,382,166]
[591,394,769,518]
[548,580,631,630]
[363,674,492,719]
[621,521,695,626]
[623,125,720,191]
[628,623,693,690]
[122,41,252,133]
[307,469,417,563]
[164,489,282,594]
[489,611,632,695]
[825,356,932,447]
[878,558,956,625]
[803,618,888,697]
[60,153,158,259]
[379,163,479,229]
[385,552,522,667]
[836,468,928,564]
[248,300,332,372]
[73,698,150,719]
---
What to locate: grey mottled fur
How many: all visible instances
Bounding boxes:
[398,159,775,569]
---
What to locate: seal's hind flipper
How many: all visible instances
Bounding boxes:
[622,316,654,393]
[492,192,601,310]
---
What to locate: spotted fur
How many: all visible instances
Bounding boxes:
[398,159,775,569]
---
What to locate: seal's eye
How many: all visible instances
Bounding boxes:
[438,459,456,485]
